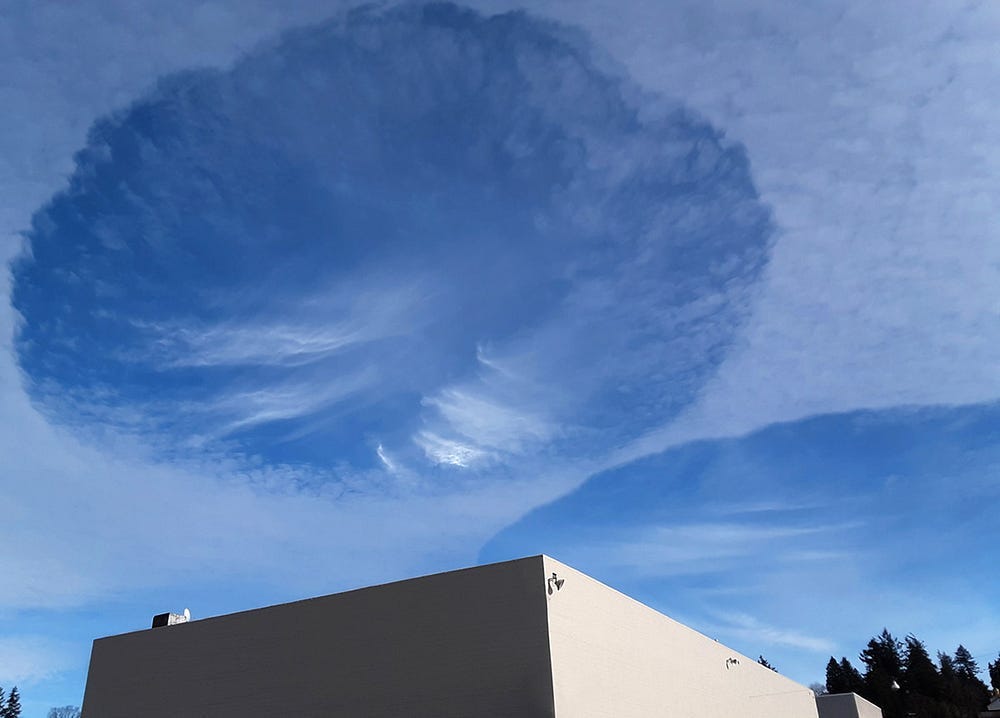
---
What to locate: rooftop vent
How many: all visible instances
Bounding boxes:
[151,608,191,628]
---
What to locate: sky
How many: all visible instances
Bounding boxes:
[1,1,998,715]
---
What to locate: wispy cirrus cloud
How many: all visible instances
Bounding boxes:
[414,431,491,468]
[551,521,856,579]
[705,611,836,653]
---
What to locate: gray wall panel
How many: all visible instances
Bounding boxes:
[82,556,554,718]
[816,693,884,718]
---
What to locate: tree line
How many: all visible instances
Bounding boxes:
[823,629,999,718]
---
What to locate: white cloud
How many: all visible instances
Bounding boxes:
[416,355,563,463]
[707,611,836,653]
[211,371,376,435]
[129,281,426,369]
[375,443,396,472]
[151,321,371,368]
[521,0,1000,448]
[414,431,491,468]
[571,521,856,579]
[424,388,555,451]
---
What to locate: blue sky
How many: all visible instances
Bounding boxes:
[1,1,998,715]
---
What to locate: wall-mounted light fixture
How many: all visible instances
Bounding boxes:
[547,573,565,595]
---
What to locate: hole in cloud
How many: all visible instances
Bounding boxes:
[12,2,772,477]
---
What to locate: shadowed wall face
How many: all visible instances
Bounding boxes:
[81,557,554,718]
[816,693,884,718]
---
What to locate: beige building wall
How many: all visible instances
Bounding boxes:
[82,556,555,718]
[816,692,884,718]
[542,556,819,718]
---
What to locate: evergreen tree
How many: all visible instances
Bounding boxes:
[953,645,979,680]
[903,634,941,700]
[940,652,957,678]
[989,653,1000,690]
[859,630,904,718]
[826,656,867,695]
[3,686,21,718]
[757,655,778,672]
[826,657,846,693]
[841,657,866,694]
[940,652,962,710]
[860,629,904,679]
[941,647,990,718]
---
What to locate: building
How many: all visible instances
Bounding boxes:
[980,690,1000,718]
[82,555,827,717]
[816,692,883,718]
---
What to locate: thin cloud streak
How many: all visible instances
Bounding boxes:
[708,611,836,653]
[129,281,428,368]
[567,521,857,578]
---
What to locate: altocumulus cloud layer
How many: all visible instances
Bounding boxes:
[13,3,770,481]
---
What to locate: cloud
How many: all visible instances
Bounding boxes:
[131,281,425,369]
[10,2,772,477]
[415,431,491,468]
[421,382,557,456]
[706,612,836,653]
[531,0,1000,457]
[541,521,856,580]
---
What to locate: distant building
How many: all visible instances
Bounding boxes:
[816,691,884,718]
[981,690,1000,718]
[82,555,842,717]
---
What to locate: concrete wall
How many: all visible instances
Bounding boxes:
[542,556,819,718]
[816,692,884,718]
[82,556,555,718]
